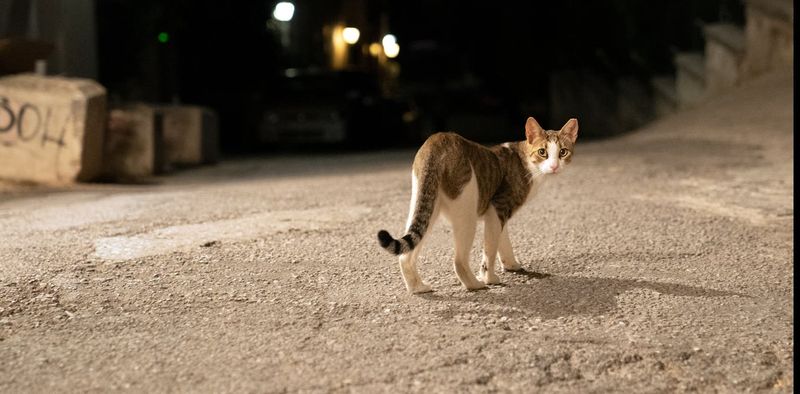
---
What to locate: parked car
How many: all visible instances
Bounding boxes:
[259,68,411,147]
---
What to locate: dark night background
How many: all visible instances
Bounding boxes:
[93,0,745,153]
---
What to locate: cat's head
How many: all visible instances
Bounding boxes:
[523,117,578,175]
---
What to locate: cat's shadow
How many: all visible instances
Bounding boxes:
[505,268,551,280]
[420,269,746,320]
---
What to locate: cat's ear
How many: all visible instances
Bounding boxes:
[525,117,545,144]
[560,118,579,143]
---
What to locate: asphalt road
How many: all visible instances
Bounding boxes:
[0,70,793,392]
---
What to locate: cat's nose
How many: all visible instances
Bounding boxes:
[548,164,560,173]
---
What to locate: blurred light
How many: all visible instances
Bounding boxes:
[381,34,396,47]
[157,32,169,43]
[273,2,295,22]
[368,43,382,56]
[284,68,299,77]
[384,42,400,58]
[342,27,360,44]
[402,110,417,123]
[331,25,347,69]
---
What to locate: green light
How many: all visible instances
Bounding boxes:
[158,32,169,43]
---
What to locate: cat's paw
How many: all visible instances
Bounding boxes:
[465,281,489,291]
[409,283,433,294]
[478,268,501,284]
[482,272,502,285]
[502,262,523,272]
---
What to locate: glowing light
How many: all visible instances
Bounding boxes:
[383,42,400,58]
[331,25,347,69]
[381,34,396,48]
[157,32,169,43]
[342,27,360,44]
[273,2,295,22]
[368,43,382,56]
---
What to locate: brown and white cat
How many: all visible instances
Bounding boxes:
[377,117,578,293]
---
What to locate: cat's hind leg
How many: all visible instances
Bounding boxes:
[442,174,487,291]
[451,215,486,290]
[398,204,439,294]
[479,207,502,285]
[498,226,523,272]
[398,251,431,294]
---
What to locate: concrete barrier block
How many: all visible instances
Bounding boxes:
[0,73,106,183]
[102,104,165,181]
[159,105,218,166]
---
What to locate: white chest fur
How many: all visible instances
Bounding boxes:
[526,173,548,203]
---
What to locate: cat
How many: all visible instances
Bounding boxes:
[377,117,578,293]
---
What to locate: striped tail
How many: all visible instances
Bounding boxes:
[377,229,421,255]
[377,173,438,256]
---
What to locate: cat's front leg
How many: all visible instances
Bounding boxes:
[479,208,503,285]
[498,226,523,272]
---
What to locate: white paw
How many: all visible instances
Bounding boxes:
[479,268,501,285]
[502,262,523,272]
[410,283,433,294]
[483,273,501,285]
[465,281,488,291]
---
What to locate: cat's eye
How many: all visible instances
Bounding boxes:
[537,148,547,157]
[560,148,569,157]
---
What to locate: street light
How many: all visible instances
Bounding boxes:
[383,42,399,58]
[381,34,400,59]
[382,34,399,58]
[381,34,396,48]
[342,27,360,44]
[271,2,294,47]
[368,43,382,56]
[273,2,294,22]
